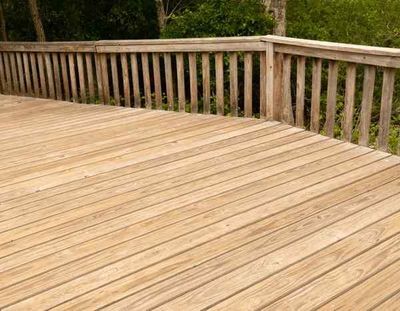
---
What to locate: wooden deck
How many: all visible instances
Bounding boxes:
[0,95,400,310]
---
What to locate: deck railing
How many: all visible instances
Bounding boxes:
[0,36,399,154]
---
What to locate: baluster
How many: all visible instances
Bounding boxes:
[189,52,198,113]
[343,63,357,142]
[3,53,12,94]
[229,52,238,117]
[215,52,224,115]
[202,52,210,114]
[295,56,306,128]
[142,53,152,109]
[37,53,47,98]
[310,58,322,133]
[282,54,293,125]
[10,52,19,94]
[30,53,40,97]
[325,60,339,137]
[16,52,26,94]
[85,53,95,103]
[44,52,55,99]
[99,54,110,104]
[164,53,174,111]
[358,66,376,146]
[68,53,78,102]
[0,53,7,93]
[130,53,141,108]
[176,52,186,112]
[110,53,120,106]
[77,52,87,103]
[152,52,162,110]
[60,53,70,101]
[244,52,253,118]
[259,51,266,118]
[120,53,131,107]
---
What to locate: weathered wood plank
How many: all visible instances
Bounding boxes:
[358,65,376,146]
[229,52,238,117]
[9,52,19,94]
[259,51,266,118]
[176,52,186,112]
[76,52,87,103]
[282,54,294,125]
[16,52,26,94]
[342,63,357,142]
[273,52,283,120]
[215,52,224,115]
[164,53,174,111]
[3,53,12,94]
[142,52,152,109]
[52,53,62,100]
[60,53,70,101]
[152,52,162,109]
[37,53,47,98]
[85,53,95,102]
[202,52,210,114]
[325,60,338,137]
[188,52,198,113]
[244,52,253,118]
[120,53,131,107]
[0,53,7,93]
[110,53,120,106]
[30,53,40,97]
[295,56,306,127]
[68,53,78,102]
[130,53,141,108]
[310,58,322,133]
[99,53,110,105]
[44,52,56,99]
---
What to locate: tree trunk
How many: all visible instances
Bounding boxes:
[263,0,286,36]
[27,0,46,41]
[155,0,167,32]
[0,0,7,41]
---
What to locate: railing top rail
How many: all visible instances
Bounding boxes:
[0,41,96,52]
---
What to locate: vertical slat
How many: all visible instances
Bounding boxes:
[202,52,210,114]
[229,52,238,117]
[44,52,55,99]
[273,52,283,120]
[342,63,357,142]
[16,52,26,94]
[358,65,376,147]
[52,54,62,100]
[0,53,7,93]
[68,53,78,102]
[23,53,32,95]
[94,54,103,104]
[60,53,70,101]
[244,52,253,118]
[77,52,87,103]
[110,53,120,106]
[215,52,224,115]
[142,52,152,109]
[152,52,162,109]
[120,53,131,107]
[9,52,19,94]
[176,52,186,112]
[259,51,266,118]
[99,53,110,104]
[377,67,396,152]
[295,56,306,127]
[325,60,339,137]
[130,53,141,108]
[282,54,293,125]
[188,52,198,113]
[310,58,322,133]
[85,53,95,102]
[265,42,275,120]
[37,53,47,98]
[3,53,12,94]
[164,52,174,111]
[30,53,40,97]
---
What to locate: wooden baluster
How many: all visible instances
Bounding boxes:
[37,53,47,98]
[273,52,283,120]
[295,56,306,127]
[358,66,376,147]
[0,53,7,93]
[16,52,26,95]
[99,54,110,104]
[229,52,238,117]
[188,52,198,113]
[94,54,103,104]
[343,63,357,142]
[110,53,120,106]
[152,52,162,110]
[30,53,40,97]
[130,53,141,108]
[377,67,396,152]
[52,54,62,100]
[202,52,210,114]
[265,42,275,120]
[215,52,224,115]
[85,53,95,103]
[244,52,253,118]
[176,52,186,112]
[120,53,130,107]
[282,54,293,125]
[44,52,55,99]
[164,53,174,111]
[259,51,266,119]
[141,52,152,109]
[60,53,70,101]
[23,52,32,96]
[310,58,322,133]
[9,52,19,94]
[77,52,87,103]
[3,53,12,94]
[325,60,339,137]
[68,53,78,102]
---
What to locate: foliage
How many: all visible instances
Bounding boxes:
[161,0,274,38]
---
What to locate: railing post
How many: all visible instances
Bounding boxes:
[265,41,275,120]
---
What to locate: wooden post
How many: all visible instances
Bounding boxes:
[265,42,275,120]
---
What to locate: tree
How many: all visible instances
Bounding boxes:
[27,0,45,41]
[0,0,7,41]
[263,0,286,36]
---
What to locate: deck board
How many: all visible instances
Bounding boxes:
[0,95,399,310]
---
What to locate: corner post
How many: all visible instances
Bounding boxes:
[265,41,275,120]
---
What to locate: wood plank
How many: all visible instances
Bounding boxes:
[259,51,266,118]
[265,42,274,120]
[152,52,162,109]
[130,53,141,108]
[377,67,396,152]
[76,52,87,103]
[30,53,40,97]
[15,52,26,94]
[52,53,62,100]
[325,60,338,137]
[110,53,120,106]
[22,53,32,95]
[85,53,95,102]
[176,52,186,112]
[99,53,110,104]
[68,53,78,102]
[342,62,357,142]
[44,52,55,99]
[9,52,19,94]
[358,65,376,146]
[229,52,238,117]
[244,52,253,118]
[141,52,152,109]
[60,52,70,101]
[273,52,283,120]
[189,52,198,113]
[0,53,6,92]
[2,52,12,93]
[164,52,174,111]
[281,54,293,124]
[310,57,322,133]
[215,52,224,115]
[295,56,306,127]
[94,54,103,104]
[120,53,131,107]
[202,52,210,114]
[374,291,400,311]
[37,52,47,98]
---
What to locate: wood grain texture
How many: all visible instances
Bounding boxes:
[202,52,210,114]
[342,62,357,142]
[295,56,306,127]
[110,53,120,106]
[325,60,338,137]
[130,53,141,108]
[229,52,238,117]
[120,53,131,107]
[310,58,322,133]
[188,52,198,113]
[76,52,87,103]
[176,52,186,112]
[152,52,162,109]
[215,52,224,115]
[244,52,253,118]
[52,53,62,100]
[358,65,376,146]
[164,52,174,111]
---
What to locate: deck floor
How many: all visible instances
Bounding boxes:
[0,95,400,310]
